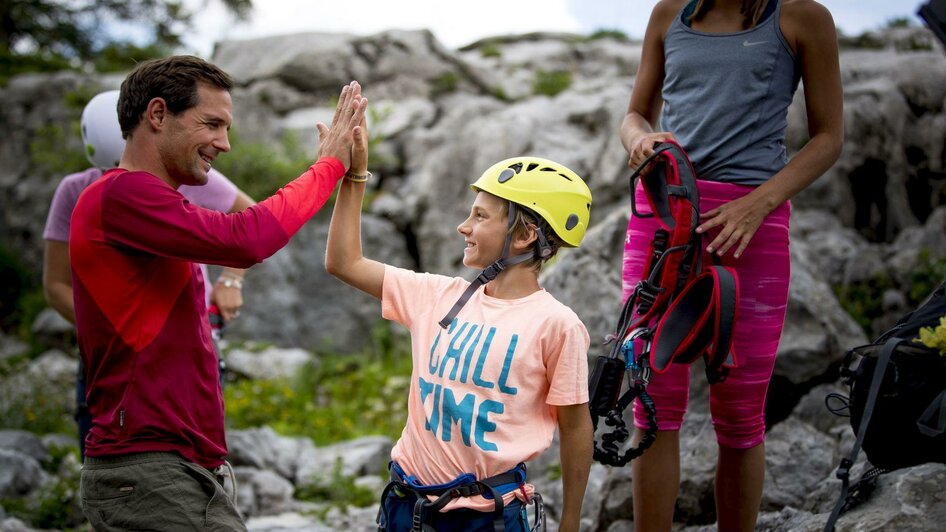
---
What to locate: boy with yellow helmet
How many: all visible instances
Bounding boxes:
[325,109,593,531]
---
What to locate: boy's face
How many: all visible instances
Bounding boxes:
[457,191,508,269]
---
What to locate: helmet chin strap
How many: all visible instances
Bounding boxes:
[438,203,537,329]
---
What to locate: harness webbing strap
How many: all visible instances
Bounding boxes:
[823,337,902,532]
[649,265,739,381]
[377,462,529,532]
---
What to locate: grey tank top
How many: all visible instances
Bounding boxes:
[659,0,800,186]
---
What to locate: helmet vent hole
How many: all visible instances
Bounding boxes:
[508,162,523,174]
[559,173,573,181]
[527,163,539,171]
[540,167,555,172]
[498,169,516,183]
[565,214,580,231]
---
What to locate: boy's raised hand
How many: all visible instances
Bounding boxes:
[350,96,369,176]
[317,81,367,170]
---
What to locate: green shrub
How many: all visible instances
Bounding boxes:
[587,28,630,41]
[0,244,31,330]
[224,323,412,445]
[906,250,946,305]
[29,123,89,179]
[212,129,315,200]
[0,364,76,435]
[834,249,946,337]
[884,17,915,28]
[431,72,460,96]
[532,70,572,97]
[0,51,74,86]
[91,42,170,73]
[480,43,502,58]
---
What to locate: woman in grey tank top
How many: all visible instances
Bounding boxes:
[618,1,843,531]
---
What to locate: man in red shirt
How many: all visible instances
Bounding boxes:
[71,55,366,530]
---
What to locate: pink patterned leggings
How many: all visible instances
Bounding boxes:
[624,179,791,449]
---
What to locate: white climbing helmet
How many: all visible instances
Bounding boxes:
[80,90,124,169]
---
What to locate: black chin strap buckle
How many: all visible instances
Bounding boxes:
[475,261,506,284]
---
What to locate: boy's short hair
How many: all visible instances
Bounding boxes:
[503,201,564,271]
[118,55,234,139]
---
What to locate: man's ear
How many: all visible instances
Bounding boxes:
[145,97,168,131]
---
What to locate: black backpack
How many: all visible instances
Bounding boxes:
[823,279,946,531]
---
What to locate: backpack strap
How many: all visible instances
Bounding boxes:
[824,337,903,532]
[917,389,946,437]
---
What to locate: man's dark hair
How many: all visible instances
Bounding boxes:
[118,55,234,139]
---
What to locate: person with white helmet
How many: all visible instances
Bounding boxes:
[42,88,256,460]
[326,112,593,531]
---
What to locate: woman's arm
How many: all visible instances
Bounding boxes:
[43,240,75,324]
[212,189,257,321]
[620,0,682,169]
[697,0,843,258]
[324,97,386,300]
[556,402,593,532]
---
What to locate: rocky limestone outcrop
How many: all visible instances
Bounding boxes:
[1,25,945,532]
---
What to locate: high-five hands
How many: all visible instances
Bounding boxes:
[317,81,368,170]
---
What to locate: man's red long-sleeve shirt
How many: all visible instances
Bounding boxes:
[70,157,344,468]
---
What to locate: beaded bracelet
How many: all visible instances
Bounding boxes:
[345,171,371,183]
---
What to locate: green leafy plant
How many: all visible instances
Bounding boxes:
[91,42,170,72]
[532,70,572,97]
[211,129,314,200]
[29,123,89,178]
[833,271,893,335]
[431,72,460,96]
[907,250,946,305]
[916,316,946,356]
[479,43,502,58]
[587,28,630,41]
[834,249,946,338]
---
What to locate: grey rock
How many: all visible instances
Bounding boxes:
[818,463,946,532]
[0,431,48,464]
[29,308,73,337]
[234,467,296,518]
[0,333,29,362]
[763,418,836,510]
[793,383,850,435]
[295,436,392,486]
[226,346,315,381]
[0,449,47,498]
[541,209,628,347]
[0,517,37,532]
[246,511,335,532]
[227,427,314,481]
[775,243,868,384]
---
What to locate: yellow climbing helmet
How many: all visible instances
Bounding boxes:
[471,157,592,247]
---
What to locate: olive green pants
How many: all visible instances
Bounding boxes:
[80,452,245,531]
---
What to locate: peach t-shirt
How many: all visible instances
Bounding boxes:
[382,265,590,512]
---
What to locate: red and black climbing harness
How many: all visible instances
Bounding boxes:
[589,141,740,467]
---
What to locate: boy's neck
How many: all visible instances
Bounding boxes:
[484,264,541,299]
